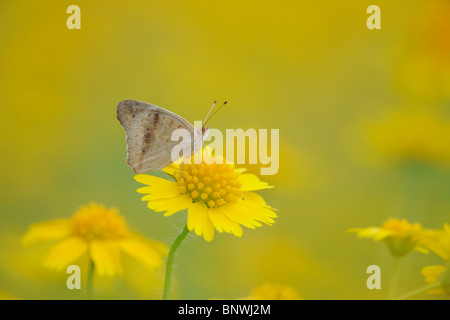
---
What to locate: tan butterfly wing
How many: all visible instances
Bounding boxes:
[117,100,195,173]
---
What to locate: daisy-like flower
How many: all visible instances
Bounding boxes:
[135,151,277,242]
[239,283,302,300]
[22,202,168,276]
[347,218,430,257]
[420,224,450,296]
[425,223,450,261]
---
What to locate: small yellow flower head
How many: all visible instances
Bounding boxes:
[176,163,242,208]
[240,283,302,300]
[135,150,277,241]
[69,203,128,241]
[348,218,430,257]
[22,202,168,276]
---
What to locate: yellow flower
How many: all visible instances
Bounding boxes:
[240,283,302,300]
[347,218,430,257]
[425,223,450,261]
[135,152,277,241]
[420,224,450,296]
[395,2,450,101]
[22,202,168,276]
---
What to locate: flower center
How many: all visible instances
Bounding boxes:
[69,203,128,241]
[175,163,242,208]
[382,218,421,239]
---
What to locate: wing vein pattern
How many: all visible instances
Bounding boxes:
[117,99,195,173]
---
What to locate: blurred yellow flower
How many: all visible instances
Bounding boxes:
[419,224,450,296]
[425,223,450,261]
[135,151,276,241]
[240,283,302,300]
[367,109,450,167]
[395,2,450,101]
[347,218,430,257]
[22,202,168,276]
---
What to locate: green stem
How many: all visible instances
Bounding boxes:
[397,282,442,300]
[86,258,95,299]
[162,225,190,300]
[388,256,402,299]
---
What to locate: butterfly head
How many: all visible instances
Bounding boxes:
[197,100,228,145]
[202,125,209,137]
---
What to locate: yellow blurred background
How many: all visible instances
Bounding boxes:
[0,0,449,299]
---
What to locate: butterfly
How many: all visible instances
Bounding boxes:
[117,99,227,173]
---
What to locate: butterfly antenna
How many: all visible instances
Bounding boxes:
[203,101,217,125]
[204,101,228,127]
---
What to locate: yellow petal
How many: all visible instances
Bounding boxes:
[140,187,180,201]
[244,283,303,300]
[22,219,71,247]
[239,174,273,192]
[160,162,181,177]
[421,265,447,284]
[223,199,277,228]
[208,207,243,237]
[421,265,446,294]
[117,236,167,272]
[234,167,247,174]
[242,191,276,210]
[426,240,450,261]
[146,194,192,216]
[43,236,88,270]
[220,203,261,229]
[347,227,393,241]
[134,174,171,186]
[242,191,266,205]
[89,240,122,276]
[444,223,450,234]
[239,199,277,222]
[187,202,215,242]
[134,175,180,199]
[145,237,171,255]
[414,246,430,254]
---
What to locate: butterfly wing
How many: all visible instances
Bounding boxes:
[117,100,195,173]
